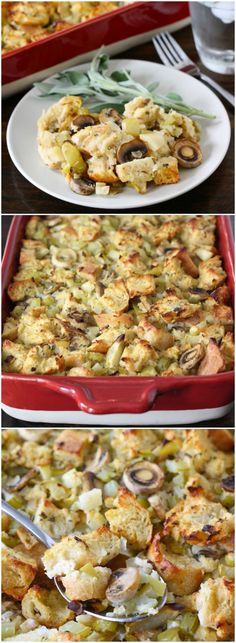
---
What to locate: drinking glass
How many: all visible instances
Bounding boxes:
[190,1,234,74]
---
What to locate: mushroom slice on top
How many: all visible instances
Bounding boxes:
[172,138,203,168]
[221,475,234,493]
[117,138,148,164]
[72,115,97,130]
[106,567,140,605]
[179,344,205,372]
[50,246,77,268]
[123,460,164,495]
[70,177,96,195]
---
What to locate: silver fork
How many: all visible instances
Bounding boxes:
[153,32,234,108]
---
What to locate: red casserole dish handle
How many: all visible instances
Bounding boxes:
[35,378,158,414]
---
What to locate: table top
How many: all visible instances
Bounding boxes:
[2,215,234,428]
[2,25,234,215]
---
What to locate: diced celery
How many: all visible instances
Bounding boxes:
[213,482,222,495]
[8,496,23,509]
[2,533,19,548]
[224,553,234,567]
[221,494,234,508]
[148,575,166,596]
[180,613,199,633]
[156,441,180,460]
[218,564,234,579]
[165,459,189,473]
[60,621,92,636]
[1,622,16,639]
[103,480,119,497]
[94,620,117,633]
[157,627,181,641]
[137,495,149,509]
[43,295,55,306]
[80,563,99,577]
[96,466,113,482]
[140,366,157,376]
[62,141,87,175]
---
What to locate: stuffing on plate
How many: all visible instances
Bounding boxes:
[2,215,234,377]
[1,428,234,641]
[2,2,122,53]
[37,95,202,196]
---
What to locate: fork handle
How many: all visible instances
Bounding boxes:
[199,73,234,107]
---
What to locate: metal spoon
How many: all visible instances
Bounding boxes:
[2,499,167,623]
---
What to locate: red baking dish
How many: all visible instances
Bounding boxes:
[1,215,234,426]
[2,1,190,98]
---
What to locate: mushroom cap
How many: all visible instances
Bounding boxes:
[50,246,77,268]
[122,460,164,495]
[72,115,96,130]
[179,344,205,371]
[117,138,148,164]
[172,138,203,168]
[106,566,140,605]
[70,177,95,195]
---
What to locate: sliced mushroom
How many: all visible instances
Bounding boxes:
[106,567,140,605]
[82,472,96,492]
[173,138,203,168]
[70,177,95,196]
[188,287,209,301]
[99,108,122,127]
[72,115,97,129]
[50,246,77,268]
[5,468,36,492]
[221,475,234,493]
[86,447,110,473]
[117,138,148,164]
[179,344,205,372]
[123,460,164,496]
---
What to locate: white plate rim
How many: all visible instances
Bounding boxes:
[6,58,231,210]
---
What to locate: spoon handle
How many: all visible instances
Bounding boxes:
[2,499,55,549]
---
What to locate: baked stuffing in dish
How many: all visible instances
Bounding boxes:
[1,428,234,641]
[2,215,234,377]
[2,2,122,53]
[37,96,202,196]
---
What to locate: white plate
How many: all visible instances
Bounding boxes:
[7,58,231,210]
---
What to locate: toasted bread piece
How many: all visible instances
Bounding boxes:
[148,533,203,595]
[196,577,234,641]
[105,488,153,549]
[22,586,73,627]
[2,547,37,600]
[163,495,234,545]
[62,566,111,601]
[43,528,120,579]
